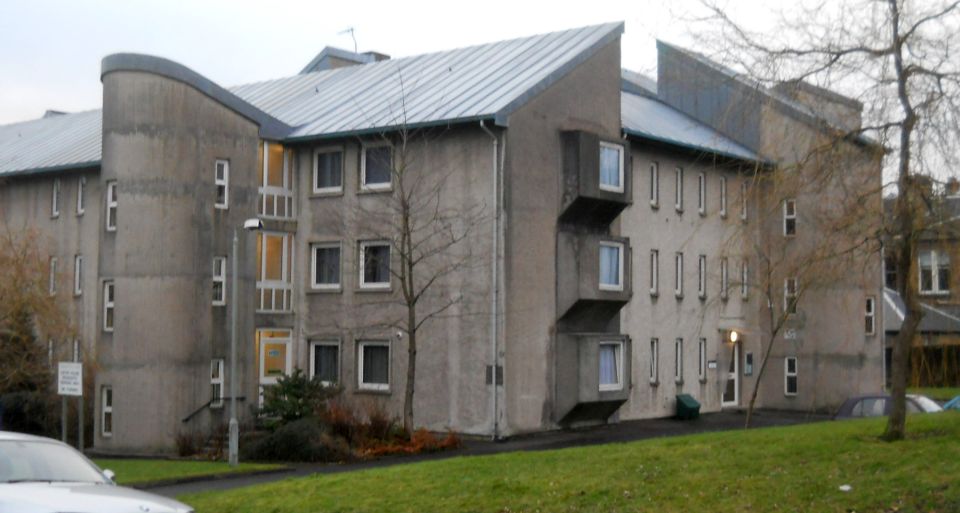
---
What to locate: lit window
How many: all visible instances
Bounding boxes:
[215,160,229,209]
[76,176,85,215]
[649,162,659,208]
[257,232,294,312]
[210,359,224,408]
[360,241,391,289]
[105,181,117,232]
[311,242,341,290]
[598,341,623,391]
[103,281,115,332]
[259,142,294,219]
[675,252,684,298]
[599,142,624,193]
[783,199,797,236]
[697,172,706,216]
[52,178,60,218]
[698,338,707,382]
[675,338,684,384]
[48,257,57,295]
[784,357,798,396]
[720,257,728,300]
[649,249,659,296]
[649,338,659,384]
[698,254,707,299]
[674,167,684,212]
[358,341,390,391]
[719,176,727,218]
[599,242,624,291]
[74,254,83,296]
[919,250,950,294]
[784,278,798,315]
[101,386,113,437]
[865,296,876,336]
[310,341,340,385]
[361,145,392,190]
[314,148,344,194]
[213,256,226,306]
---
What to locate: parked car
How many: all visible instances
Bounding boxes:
[833,394,943,419]
[943,395,960,411]
[0,431,193,513]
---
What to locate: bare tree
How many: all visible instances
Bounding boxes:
[697,0,960,439]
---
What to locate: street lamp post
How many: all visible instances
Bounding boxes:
[229,218,262,467]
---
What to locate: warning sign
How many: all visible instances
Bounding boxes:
[58,362,83,396]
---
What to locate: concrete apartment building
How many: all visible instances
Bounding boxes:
[0,22,884,453]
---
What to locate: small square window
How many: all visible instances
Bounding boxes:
[599,142,624,193]
[599,242,624,291]
[362,146,392,190]
[358,341,390,391]
[359,241,391,289]
[311,243,342,290]
[314,149,344,193]
[598,342,623,391]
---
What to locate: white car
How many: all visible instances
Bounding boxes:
[0,431,193,513]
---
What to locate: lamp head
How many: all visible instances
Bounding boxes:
[243,218,264,231]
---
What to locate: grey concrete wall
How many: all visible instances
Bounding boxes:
[97,69,262,453]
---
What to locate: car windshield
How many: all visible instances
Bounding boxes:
[910,396,943,412]
[0,440,109,484]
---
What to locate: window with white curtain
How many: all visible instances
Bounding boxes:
[599,242,624,291]
[599,142,624,193]
[598,341,623,391]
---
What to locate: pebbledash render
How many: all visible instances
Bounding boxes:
[0,22,884,454]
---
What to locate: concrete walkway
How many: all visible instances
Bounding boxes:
[148,409,828,498]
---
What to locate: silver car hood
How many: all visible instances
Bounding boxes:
[0,482,192,513]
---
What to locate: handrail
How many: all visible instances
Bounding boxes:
[182,396,246,423]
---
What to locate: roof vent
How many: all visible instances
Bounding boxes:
[300,47,390,74]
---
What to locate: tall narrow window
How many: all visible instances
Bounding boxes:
[865,296,876,335]
[76,176,85,215]
[649,338,659,384]
[740,181,749,221]
[697,254,707,299]
[674,167,684,212]
[311,242,342,290]
[259,142,294,219]
[358,340,390,391]
[48,340,54,365]
[675,338,684,383]
[720,257,729,300]
[212,257,226,306]
[698,338,707,382]
[314,148,344,194]
[72,339,81,362]
[105,181,117,232]
[103,281,115,332]
[310,341,340,385]
[598,142,624,193]
[649,162,659,208]
[598,341,623,391]
[719,176,727,218]
[919,250,951,294]
[361,145,392,191]
[697,172,706,215]
[210,359,224,408]
[599,242,624,291]
[359,241,391,289]
[884,255,898,289]
[51,178,60,218]
[101,386,113,437]
[257,232,294,312]
[784,357,798,396]
[48,257,57,295]
[740,259,749,299]
[74,254,83,296]
[215,160,229,209]
[784,278,798,315]
[675,252,684,298]
[649,249,659,296]
[783,199,797,236]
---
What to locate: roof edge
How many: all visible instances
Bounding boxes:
[283,116,495,144]
[0,161,100,178]
[101,53,294,140]
[623,128,768,166]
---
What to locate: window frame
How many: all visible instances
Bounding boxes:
[649,338,659,385]
[598,341,624,392]
[918,249,951,295]
[649,162,660,208]
[783,199,797,236]
[674,167,684,212]
[212,256,227,306]
[51,178,60,218]
[309,340,341,386]
[210,358,224,408]
[697,172,706,216]
[649,249,659,297]
[360,144,393,192]
[784,356,798,396]
[675,252,684,298]
[357,340,390,392]
[105,181,117,232]
[101,386,113,437]
[698,337,707,383]
[313,146,345,194]
[310,242,342,290]
[48,256,57,295]
[598,241,625,292]
[76,176,85,215]
[74,254,83,296]
[359,240,392,290]
[865,296,876,336]
[719,176,727,218]
[740,259,749,299]
[674,337,684,384]
[103,281,115,332]
[697,254,707,299]
[784,277,799,315]
[740,180,749,222]
[598,141,625,193]
[215,159,230,210]
[720,257,728,300]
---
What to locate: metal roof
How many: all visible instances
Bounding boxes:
[0,109,101,177]
[621,89,760,162]
[230,22,624,140]
[884,288,960,334]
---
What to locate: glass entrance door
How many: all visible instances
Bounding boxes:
[722,342,740,407]
[257,329,292,405]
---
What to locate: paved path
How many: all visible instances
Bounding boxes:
[148,409,828,498]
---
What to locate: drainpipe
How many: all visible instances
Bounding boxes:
[480,120,500,440]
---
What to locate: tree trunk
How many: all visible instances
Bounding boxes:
[403,313,417,434]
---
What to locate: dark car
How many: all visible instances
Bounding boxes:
[833,394,943,419]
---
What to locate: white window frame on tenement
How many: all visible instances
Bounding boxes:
[740,259,749,299]
[313,146,345,194]
[865,296,876,336]
[783,198,797,236]
[360,144,393,192]
[784,277,798,315]
[74,254,83,296]
[359,240,392,290]
[720,257,729,300]
[76,176,86,215]
[358,340,391,391]
[213,256,227,306]
[675,252,684,298]
[598,341,624,392]
[674,337,684,384]
[784,357,798,396]
[698,337,707,383]
[719,176,727,218]
[105,181,118,232]
[697,254,707,299]
[309,340,341,386]
[599,241,624,292]
[649,162,659,208]
[215,159,229,210]
[103,281,115,332]
[101,386,113,437]
[918,249,950,295]
[210,358,224,408]
[649,249,659,297]
[48,257,57,295]
[674,167,684,212]
[649,338,659,385]
[740,180,749,221]
[310,242,342,290]
[52,178,60,218]
[697,172,706,216]
[598,141,625,193]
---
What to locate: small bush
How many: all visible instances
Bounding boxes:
[324,399,359,444]
[259,369,340,428]
[0,391,58,437]
[242,418,353,463]
[174,431,204,457]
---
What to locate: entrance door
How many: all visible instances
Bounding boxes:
[722,342,740,407]
[258,330,292,406]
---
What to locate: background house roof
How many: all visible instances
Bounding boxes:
[884,288,960,334]
[0,109,101,177]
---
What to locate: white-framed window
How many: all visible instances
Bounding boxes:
[675,252,684,298]
[311,242,342,290]
[919,250,950,294]
[599,142,624,193]
[103,281,115,332]
[358,340,390,391]
[649,249,659,296]
[719,176,727,218]
[649,162,659,208]
[697,172,706,216]
[674,338,684,384]
[698,338,707,382]
[784,357,798,396]
[599,241,624,291]
[361,144,392,191]
[784,277,798,315]
[74,254,83,296]
[697,254,707,299]
[310,340,340,385]
[674,167,684,212]
[51,178,60,218]
[257,232,294,312]
[314,147,344,194]
[48,257,57,295]
[598,341,624,391]
[212,256,226,306]
[210,359,224,408]
[783,199,797,236]
[101,386,113,437]
[865,296,876,336]
[359,240,391,289]
[259,142,295,219]
[740,259,749,299]
[215,159,229,209]
[649,338,659,384]
[105,181,117,232]
[740,181,748,221]
[76,176,85,215]
[720,257,728,300]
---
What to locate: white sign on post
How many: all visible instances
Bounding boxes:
[58,362,83,396]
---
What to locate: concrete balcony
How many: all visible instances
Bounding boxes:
[559,130,632,227]
[557,231,632,332]
[556,333,632,427]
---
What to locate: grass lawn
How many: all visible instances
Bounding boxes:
[93,459,283,486]
[908,387,960,402]
[181,413,960,513]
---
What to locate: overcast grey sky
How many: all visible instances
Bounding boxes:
[0,0,781,125]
